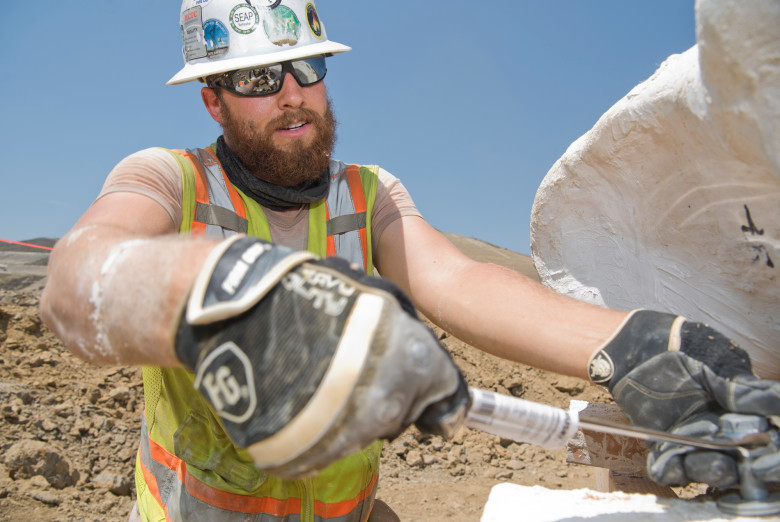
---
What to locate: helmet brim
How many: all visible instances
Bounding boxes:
[167,40,351,86]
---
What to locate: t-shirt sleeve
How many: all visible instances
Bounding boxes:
[97,147,184,229]
[371,167,423,253]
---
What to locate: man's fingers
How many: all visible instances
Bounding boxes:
[648,447,689,486]
[752,452,780,482]
[683,451,738,488]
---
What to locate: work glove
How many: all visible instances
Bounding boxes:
[174,235,470,479]
[588,310,780,488]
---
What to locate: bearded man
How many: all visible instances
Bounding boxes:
[40,1,780,521]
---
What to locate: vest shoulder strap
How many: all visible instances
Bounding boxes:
[174,150,378,272]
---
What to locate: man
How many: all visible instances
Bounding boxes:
[40,1,780,520]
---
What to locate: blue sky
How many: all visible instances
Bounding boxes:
[1,1,695,255]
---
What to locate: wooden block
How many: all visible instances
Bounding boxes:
[566,401,648,474]
[566,401,677,498]
[608,471,678,498]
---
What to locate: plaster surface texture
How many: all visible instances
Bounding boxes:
[530,0,779,379]
[481,484,763,521]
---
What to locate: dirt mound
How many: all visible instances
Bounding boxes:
[0,238,614,521]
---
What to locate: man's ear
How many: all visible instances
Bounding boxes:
[201,87,224,125]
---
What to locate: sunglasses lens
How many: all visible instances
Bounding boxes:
[231,64,284,95]
[216,57,327,96]
[291,57,327,86]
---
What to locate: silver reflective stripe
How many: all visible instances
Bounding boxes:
[194,202,249,233]
[190,153,369,270]
[326,160,365,271]
[190,148,243,239]
[139,417,374,521]
[326,212,366,236]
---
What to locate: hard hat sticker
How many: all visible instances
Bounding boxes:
[182,7,207,62]
[230,3,259,34]
[203,19,229,58]
[257,0,283,8]
[263,5,301,47]
[306,3,323,39]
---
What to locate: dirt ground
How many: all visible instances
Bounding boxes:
[0,237,641,521]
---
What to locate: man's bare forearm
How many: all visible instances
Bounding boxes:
[375,217,628,380]
[417,259,627,379]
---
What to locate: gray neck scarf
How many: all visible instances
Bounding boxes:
[215,136,329,211]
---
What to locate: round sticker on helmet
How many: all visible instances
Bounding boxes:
[203,19,229,58]
[230,3,259,34]
[257,0,282,8]
[263,5,301,47]
[306,3,322,39]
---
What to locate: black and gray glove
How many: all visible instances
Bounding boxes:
[588,310,780,487]
[174,235,469,479]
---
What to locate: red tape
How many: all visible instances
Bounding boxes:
[0,238,53,251]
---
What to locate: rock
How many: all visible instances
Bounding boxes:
[4,439,79,489]
[494,470,513,480]
[88,388,102,404]
[449,466,466,477]
[506,459,525,471]
[405,450,423,468]
[39,418,58,432]
[94,470,132,496]
[28,488,62,506]
[109,386,130,406]
[552,378,585,396]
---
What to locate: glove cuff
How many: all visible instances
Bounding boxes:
[587,309,684,390]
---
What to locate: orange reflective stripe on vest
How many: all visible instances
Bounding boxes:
[172,149,210,235]
[138,416,377,521]
[344,165,369,270]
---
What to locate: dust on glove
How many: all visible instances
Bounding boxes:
[174,235,469,479]
[588,310,780,487]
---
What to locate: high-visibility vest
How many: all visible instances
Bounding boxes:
[135,144,383,522]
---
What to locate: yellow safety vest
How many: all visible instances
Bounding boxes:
[135,145,382,522]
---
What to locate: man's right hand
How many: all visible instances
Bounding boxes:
[173,235,470,479]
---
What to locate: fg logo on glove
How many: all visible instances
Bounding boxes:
[194,341,257,424]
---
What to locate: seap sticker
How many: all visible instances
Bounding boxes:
[203,18,229,58]
[230,3,259,34]
[306,3,322,39]
[263,5,300,46]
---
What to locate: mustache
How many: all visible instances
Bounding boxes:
[270,108,324,132]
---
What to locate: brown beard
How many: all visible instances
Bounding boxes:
[219,96,337,187]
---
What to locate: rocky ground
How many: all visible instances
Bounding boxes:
[0,237,634,521]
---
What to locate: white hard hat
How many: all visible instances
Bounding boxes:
[168,0,350,85]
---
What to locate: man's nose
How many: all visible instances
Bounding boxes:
[277,71,305,108]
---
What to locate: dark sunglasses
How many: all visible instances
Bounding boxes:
[207,57,327,97]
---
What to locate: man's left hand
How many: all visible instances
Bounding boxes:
[588,310,780,487]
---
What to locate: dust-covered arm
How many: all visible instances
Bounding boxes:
[39,191,218,367]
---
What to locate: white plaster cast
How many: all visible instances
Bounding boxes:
[530,0,779,379]
[481,484,760,521]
